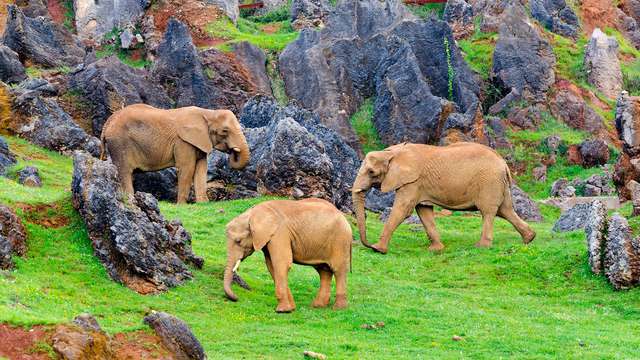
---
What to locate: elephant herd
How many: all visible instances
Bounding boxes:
[101,104,536,312]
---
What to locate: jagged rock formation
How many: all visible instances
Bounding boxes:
[73,0,148,42]
[231,41,273,97]
[553,203,592,232]
[511,184,543,222]
[143,311,206,360]
[0,136,16,176]
[2,5,85,67]
[0,45,26,84]
[444,0,474,39]
[491,3,556,102]
[280,0,481,150]
[71,151,204,294]
[585,200,607,274]
[549,80,606,138]
[530,0,580,38]
[0,204,27,270]
[584,28,623,99]
[290,0,329,29]
[614,92,640,200]
[604,214,640,289]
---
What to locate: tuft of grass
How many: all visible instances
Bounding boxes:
[550,33,588,86]
[406,3,445,19]
[62,0,75,32]
[457,32,497,80]
[27,340,56,359]
[207,18,298,52]
[350,98,384,154]
[244,4,290,23]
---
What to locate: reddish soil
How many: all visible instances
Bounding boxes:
[16,203,71,228]
[261,23,280,34]
[148,0,227,47]
[0,0,11,35]
[111,331,173,359]
[554,78,612,112]
[46,0,66,25]
[0,324,53,360]
[580,0,619,36]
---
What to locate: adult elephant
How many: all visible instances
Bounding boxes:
[352,142,536,254]
[101,104,250,204]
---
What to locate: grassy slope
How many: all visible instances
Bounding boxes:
[1,138,640,358]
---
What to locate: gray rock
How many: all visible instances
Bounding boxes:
[10,89,101,156]
[485,116,512,149]
[616,91,640,156]
[291,0,330,27]
[205,0,239,24]
[280,0,480,150]
[365,188,395,213]
[551,178,576,198]
[73,314,103,332]
[583,184,602,197]
[2,5,85,67]
[15,78,57,96]
[143,311,205,360]
[17,166,41,187]
[585,200,607,274]
[69,55,172,136]
[232,41,272,96]
[579,139,610,168]
[443,0,474,39]
[511,184,543,222]
[71,152,203,294]
[491,3,555,101]
[584,28,623,99]
[151,18,221,109]
[0,45,26,84]
[604,214,640,290]
[73,0,148,42]
[380,207,421,225]
[0,136,16,177]
[533,165,547,182]
[0,204,27,270]
[472,0,523,33]
[133,168,178,202]
[549,87,605,136]
[119,28,135,49]
[627,180,640,217]
[543,135,562,154]
[553,203,592,232]
[530,0,580,38]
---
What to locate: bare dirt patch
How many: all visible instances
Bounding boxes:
[46,0,66,25]
[580,0,619,36]
[16,203,71,228]
[261,23,280,34]
[148,0,227,47]
[0,324,53,360]
[111,331,173,359]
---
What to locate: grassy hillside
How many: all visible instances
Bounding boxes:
[1,137,640,358]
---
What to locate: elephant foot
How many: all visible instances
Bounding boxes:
[523,230,536,244]
[275,304,296,313]
[311,298,330,308]
[428,242,445,252]
[370,243,388,254]
[474,239,492,248]
[333,295,347,310]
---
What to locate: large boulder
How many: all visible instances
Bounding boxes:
[73,0,148,42]
[585,200,607,274]
[530,0,580,38]
[604,214,640,289]
[615,91,640,156]
[143,311,205,360]
[511,184,543,222]
[579,139,610,168]
[2,5,85,67]
[151,18,221,109]
[17,166,41,187]
[0,136,16,176]
[491,3,556,101]
[279,0,481,150]
[0,204,27,270]
[553,203,592,232]
[207,96,359,211]
[231,41,272,97]
[584,28,623,99]
[471,0,527,33]
[71,152,204,294]
[0,45,26,84]
[549,80,606,137]
[68,56,172,136]
[9,88,101,156]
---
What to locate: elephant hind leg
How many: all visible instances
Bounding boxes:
[416,205,444,251]
[109,147,134,195]
[333,269,348,310]
[497,195,536,244]
[311,265,332,308]
[476,206,498,248]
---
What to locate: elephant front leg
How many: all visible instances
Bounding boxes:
[193,158,209,203]
[373,193,415,254]
[267,245,295,313]
[333,269,348,310]
[416,205,444,251]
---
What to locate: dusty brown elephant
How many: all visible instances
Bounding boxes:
[223,198,352,312]
[100,104,250,204]
[352,142,536,254]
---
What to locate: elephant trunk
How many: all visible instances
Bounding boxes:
[223,257,240,301]
[229,137,250,170]
[353,189,373,249]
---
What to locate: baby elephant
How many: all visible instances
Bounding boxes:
[223,199,352,312]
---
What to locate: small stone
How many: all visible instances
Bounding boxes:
[144,311,206,360]
[375,321,385,328]
[120,28,135,49]
[17,166,41,187]
[452,335,463,341]
[303,350,328,360]
[533,165,547,182]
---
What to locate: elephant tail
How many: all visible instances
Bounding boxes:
[505,164,513,186]
[99,134,107,160]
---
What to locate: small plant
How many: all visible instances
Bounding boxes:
[62,0,75,32]
[244,5,290,23]
[443,37,455,101]
[407,3,445,19]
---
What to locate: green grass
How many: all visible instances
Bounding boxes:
[550,33,588,86]
[407,3,445,19]
[62,0,75,32]
[458,32,497,80]
[207,18,298,52]
[349,98,384,154]
[266,53,289,105]
[2,138,640,358]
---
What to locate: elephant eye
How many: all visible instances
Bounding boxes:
[368,169,375,176]
[234,238,241,244]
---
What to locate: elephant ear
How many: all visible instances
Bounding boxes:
[380,148,420,193]
[177,116,213,154]
[249,205,281,251]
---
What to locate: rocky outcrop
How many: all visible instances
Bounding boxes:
[73,0,148,42]
[0,136,16,176]
[9,87,101,156]
[0,204,27,270]
[444,0,474,39]
[627,180,640,216]
[553,203,592,232]
[280,0,481,150]
[232,41,273,97]
[585,200,607,274]
[491,3,556,102]
[290,0,329,29]
[584,28,623,99]
[549,81,606,137]
[2,5,85,67]
[17,166,41,187]
[207,0,240,24]
[0,45,26,84]
[530,0,580,38]
[68,56,172,136]
[551,178,576,198]
[604,214,640,289]
[579,139,610,168]
[71,151,203,294]
[471,0,527,33]
[511,184,543,222]
[613,92,640,199]
[52,315,112,360]
[151,18,221,109]
[143,311,206,360]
